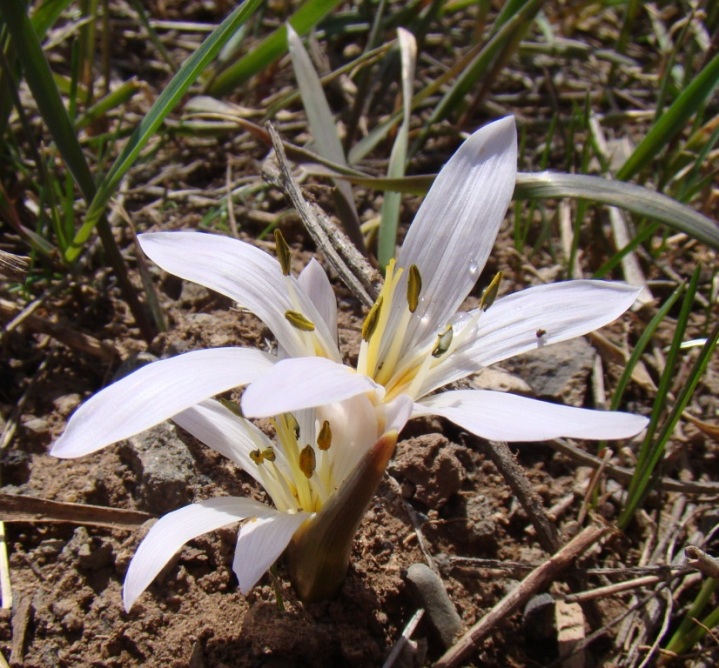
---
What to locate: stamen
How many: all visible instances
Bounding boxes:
[407,265,422,313]
[274,229,292,276]
[432,325,454,358]
[299,445,316,478]
[479,271,503,311]
[361,296,383,341]
[317,420,332,451]
[285,310,316,332]
[286,413,300,439]
[249,449,264,465]
[262,447,276,462]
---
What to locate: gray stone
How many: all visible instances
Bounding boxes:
[502,338,596,407]
[121,421,197,514]
[405,563,463,648]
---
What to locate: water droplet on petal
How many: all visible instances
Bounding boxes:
[468,261,479,276]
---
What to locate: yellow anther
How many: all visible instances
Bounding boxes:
[299,445,316,478]
[249,449,264,465]
[262,448,276,462]
[317,420,332,451]
[362,296,383,341]
[432,325,454,358]
[285,310,316,332]
[274,229,292,276]
[286,413,300,439]
[407,265,422,313]
[479,271,503,311]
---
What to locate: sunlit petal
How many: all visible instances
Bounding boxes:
[123,497,274,611]
[242,357,382,418]
[52,348,275,458]
[393,117,517,349]
[417,389,648,441]
[139,231,340,361]
[420,280,641,395]
[172,399,272,485]
[297,258,338,342]
[233,511,309,594]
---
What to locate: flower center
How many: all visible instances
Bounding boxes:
[251,412,334,514]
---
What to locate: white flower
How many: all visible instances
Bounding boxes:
[234,116,646,440]
[51,204,413,606]
[54,384,411,609]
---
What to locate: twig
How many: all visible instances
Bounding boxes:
[386,477,441,577]
[264,122,380,307]
[381,608,425,668]
[549,438,719,495]
[685,546,719,579]
[0,298,120,362]
[435,524,609,668]
[482,440,560,553]
[0,522,10,609]
[0,493,154,529]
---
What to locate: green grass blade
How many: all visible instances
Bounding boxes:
[619,267,704,528]
[286,24,363,251]
[616,51,719,182]
[1,0,96,202]
[513,172,719,250]
[206,0,344,97]
[417,0,543,137]
[70,0,264,262]
[377,28,416,270]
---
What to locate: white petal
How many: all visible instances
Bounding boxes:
[394,117,517,349]
[172,399,272,485]
[241,357,381,418]
[139,231,340,361]
[417,389,648,441]
[297,258,338,341]
[52,348,275,458]
[123,497,274,611]
[233,511,308,594]
[421,280,641,395]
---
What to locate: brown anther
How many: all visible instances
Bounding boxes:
[479,271,503,311]
[317,420,332,451]
[274,229,292,276]
[299,445,316,478]
[362,297,383,341]
[407,265,422,313]
[262,448,276,462]
[432,325,453,357]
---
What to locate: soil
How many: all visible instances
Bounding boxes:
[1,2,719,667]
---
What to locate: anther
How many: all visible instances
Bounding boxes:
[432,325,454,357]
[479,271,503,311]
[299,445,316,478]
[285,310,316,332]
[249,449,264,465]
[262,448,276,462]
[407,265,422,313]
[274,229,292,276]
[317,420,332,451]
[287,413,300,439]
[362,297,383,341]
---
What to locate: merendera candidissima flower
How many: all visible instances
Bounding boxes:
[54,380,412,608]
[237,116,649,440]
[50,233,412,606]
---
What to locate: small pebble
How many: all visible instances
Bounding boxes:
[405,563,463,648]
